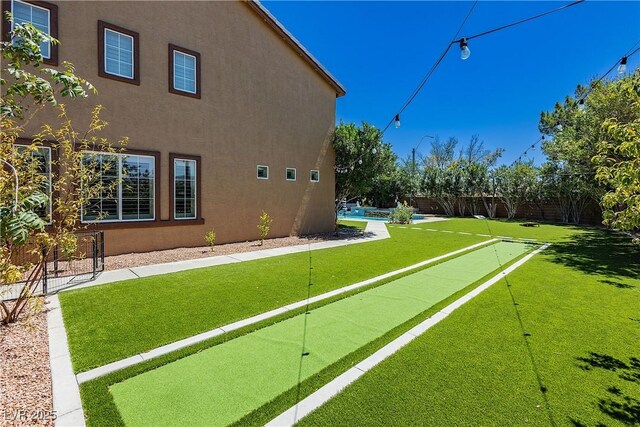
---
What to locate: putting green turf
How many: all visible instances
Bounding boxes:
[110,241,532,426]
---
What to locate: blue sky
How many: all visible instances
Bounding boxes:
[263,1,640,165]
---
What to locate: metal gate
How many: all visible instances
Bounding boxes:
[1,231,105,300]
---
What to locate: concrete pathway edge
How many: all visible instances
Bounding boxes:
[265,243,550,427]
[64,220,393,292]
[75,238,497,384]
[47,295,86,427]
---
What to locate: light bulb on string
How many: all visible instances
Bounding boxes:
[459,38,470,60]
[578,98,586,111]
[358,159,363,165]
[394,114,401,129]
[618,57,628,75]
[372,148,377,155]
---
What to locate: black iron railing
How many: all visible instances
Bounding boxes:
[1,231,104,300]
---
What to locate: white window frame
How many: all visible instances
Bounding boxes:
[11,0,51,59]
[310,169,320,182]
[173,158,197,220]
[81,151,155,223]
[286,168,296,181]
[257,165,269,180]
[173,50,197,95]
[16,144,52,224]
[104,28,135,79]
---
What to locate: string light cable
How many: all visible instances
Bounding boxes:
[510,39,640,166]
[383,0,585,134]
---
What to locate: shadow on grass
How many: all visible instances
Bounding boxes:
[574,352,640,425]
[548,229,640,279]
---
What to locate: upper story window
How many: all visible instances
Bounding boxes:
[2,0,58,65]
[310,170,320,182]
[169,44,201,98]
[98,21,140,85]
[82,151,156,222]
[286,168,296,181]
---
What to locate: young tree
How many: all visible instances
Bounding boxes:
[333,121,396,222]
[1,17,124,324]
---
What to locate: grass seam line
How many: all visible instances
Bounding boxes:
[265,243,550,427]
[75,239,498,384]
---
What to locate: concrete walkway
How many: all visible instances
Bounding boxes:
[63,220,394,292]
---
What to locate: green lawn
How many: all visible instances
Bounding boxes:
[61,223,485,373]
[108,242,531,427]
[299,227,640,426]
[337,219,367,231]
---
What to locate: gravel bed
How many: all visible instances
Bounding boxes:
[104,230,364,271]
[0,302,53,426]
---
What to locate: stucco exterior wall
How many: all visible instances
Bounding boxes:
[10,1,340,255]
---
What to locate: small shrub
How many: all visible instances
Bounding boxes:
[204,229,216,252]
[257,211,272,245]
[389,202,414,224]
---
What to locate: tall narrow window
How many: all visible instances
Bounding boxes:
[82,152,156,222]
[173,158,197,219]
[98,21,140,85]
[3,0,58,65]
[169,44,201,98]
[16,144,52,222]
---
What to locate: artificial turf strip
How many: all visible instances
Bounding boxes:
[109,242,531,426]
[298,229,640,427]
[60,226,486,373]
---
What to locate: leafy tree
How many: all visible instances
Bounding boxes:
[333,121,396,221]
[494,162,539,220]
[1,16,124,324]
[592,69,640,241]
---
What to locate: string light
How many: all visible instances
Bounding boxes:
[382,0,585,132]
[617,56,628,74]
[577,98,586,111]
[460,38,470,60]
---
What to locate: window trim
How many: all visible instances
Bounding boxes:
[168,44,201,99]
[310,169,320,182]
[257,165,269,180]
[1,0,59,65]
[98,20,140,85]
[169,153,201,221]
[80,149,160,224]
[285,167,296,182]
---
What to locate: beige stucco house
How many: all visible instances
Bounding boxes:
[3,0,345,255]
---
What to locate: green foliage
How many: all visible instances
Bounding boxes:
[0,192,47,245]
[334,121,397,211]
[204,229,216,252]
[388,202,413,224]
[257,211,272,245]
[593,80,640,240]
[1,14,95,120]
[494,162,539,220]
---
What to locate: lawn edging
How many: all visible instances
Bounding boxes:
[265,243,551,426]
[76,238,498,384]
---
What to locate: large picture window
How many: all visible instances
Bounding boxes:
[98,21,140,85]
[169,44,201,98]
[2,0,58,65]
[170,154,200,221]
[82,152,155,222]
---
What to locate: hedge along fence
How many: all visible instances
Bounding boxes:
[403,197,603,225]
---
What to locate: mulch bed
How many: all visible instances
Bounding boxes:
[104,229,364,271]
[0,301,54,426]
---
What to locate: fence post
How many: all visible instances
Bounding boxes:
[92,234,98,279]
[42,246,48,294]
